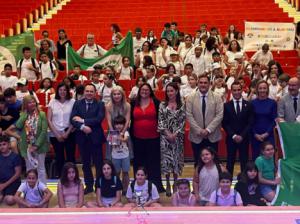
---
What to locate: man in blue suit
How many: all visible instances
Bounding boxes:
[222,81,253,175]
[71,84,105,194]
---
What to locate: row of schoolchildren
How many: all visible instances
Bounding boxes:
[0,133,278,208]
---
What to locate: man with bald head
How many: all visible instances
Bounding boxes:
[278,77,300,122]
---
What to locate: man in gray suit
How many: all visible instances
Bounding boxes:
[186,74,223,165]
[278,77,300,122]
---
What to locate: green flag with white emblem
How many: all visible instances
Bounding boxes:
[0,32,35,72]
[272,122,300,205]
[67,32,133,71]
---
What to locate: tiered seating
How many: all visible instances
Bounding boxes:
[38,0,293,49]
[0,0,59,36]
[37,0,298,74]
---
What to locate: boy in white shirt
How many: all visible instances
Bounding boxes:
[90,71,103,95]
[15,78,39,104]
[0,63,18,92]
[39,53,58,80]
[268,73,280,100]
[17,47,39,81]
[70,65,87,81]
[276,73,290,100]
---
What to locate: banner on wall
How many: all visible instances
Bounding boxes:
[272,122,300,206]
[0,32,35,72]
[67,32,133,72]
[244,22,295,51]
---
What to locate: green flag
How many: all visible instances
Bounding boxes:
[67,32,134,71]
[272,122,300,205]
[0,32,35,72]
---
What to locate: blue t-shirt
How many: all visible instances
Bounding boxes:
[0,151,22,183]
[7,100,22,111]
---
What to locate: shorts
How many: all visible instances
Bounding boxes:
[260,184,276,197]
[112,157,130,173]
[101,197,116,207]
[0,180,21,196]
[199,200,209,206]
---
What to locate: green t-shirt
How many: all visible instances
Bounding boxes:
[255,156,275,181]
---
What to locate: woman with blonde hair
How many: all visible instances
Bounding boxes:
[105,86,131,160]
[5,95,49,184]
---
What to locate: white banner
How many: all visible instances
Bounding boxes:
[244,22,295,51]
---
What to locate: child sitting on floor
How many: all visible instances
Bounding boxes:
[126,167,161,207]
[57,162,84,208]
[171,179,196,206]
[15,169,53,208]
[208,172,243,206]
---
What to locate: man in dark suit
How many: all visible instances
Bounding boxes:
[70,84,105,194]
[222,81,253,175]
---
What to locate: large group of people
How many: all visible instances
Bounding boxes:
[0,22,300,208]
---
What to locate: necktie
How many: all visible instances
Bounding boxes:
[202,95,206,128]
[86,102,92,112]
[236,100,241,115]
[294,97,298,113]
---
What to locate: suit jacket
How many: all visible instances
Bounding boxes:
[222,99,253,140]
[70,98,105,145]
[186,90,223,144]
[278,94,300,122]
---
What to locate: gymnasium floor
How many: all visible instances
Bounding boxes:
[1,207,300,224]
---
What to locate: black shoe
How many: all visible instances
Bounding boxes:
[157,186,166,193]
[84,187,94,195]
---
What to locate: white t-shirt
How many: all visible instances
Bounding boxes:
[181,85,197,98]
[40,61,57,79]
[251,50,273,67]
[178,45,194,64]
[118,66,132,80]
[269,83,280,100]
[48,98,75,133]
[226,50,244,65]
[170,61,183,76]
[180,75,188,85]
[126,180,160,204]
[17,58,39,81]
[111,131,130,159]
[185,55,205,76]
[155,46,172,67]
[101,85,114,104]
[16,90,40,104]
[92,82,103,95]
[77,44,107,59]
[17,181,47,205]
[0,75,18,91]
[147,76,158,90]
[133,37,146,57]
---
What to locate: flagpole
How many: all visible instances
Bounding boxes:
[66,43,69,75]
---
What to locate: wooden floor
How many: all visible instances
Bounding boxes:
[1,207,300,224]
[0,163,241,208]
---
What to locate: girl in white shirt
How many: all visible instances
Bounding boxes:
[126,167,161,207]
[117,56,133,80]
[15,169,53,208]
[146,65,158,91]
